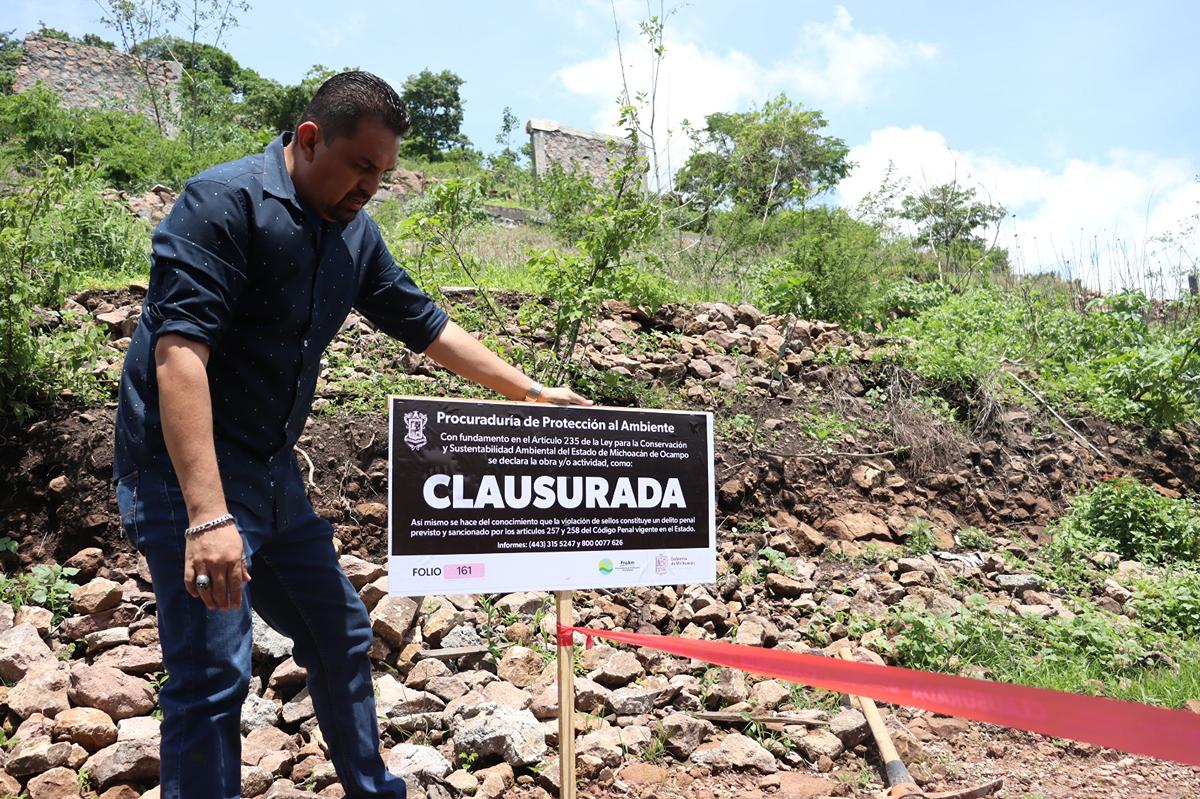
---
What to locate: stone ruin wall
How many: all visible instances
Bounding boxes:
[14,35,183,137]
[526,119,644,188]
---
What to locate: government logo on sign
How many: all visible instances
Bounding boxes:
[403,410,428,450]
[655,554,668,575]
[597,559,614,575]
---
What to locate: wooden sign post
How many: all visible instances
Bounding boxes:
[556,591,577,799]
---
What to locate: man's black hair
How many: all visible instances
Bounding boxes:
[297,71,409,141]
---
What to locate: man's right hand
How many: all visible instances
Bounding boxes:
[184,522,250,611]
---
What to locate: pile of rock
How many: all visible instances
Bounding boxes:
[11,524,1177,798]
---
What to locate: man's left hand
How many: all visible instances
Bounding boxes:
[538,386,592,406]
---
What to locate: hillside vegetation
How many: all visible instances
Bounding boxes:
[0,19,1199,799]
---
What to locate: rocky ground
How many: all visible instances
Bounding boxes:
[2,285,1199,798]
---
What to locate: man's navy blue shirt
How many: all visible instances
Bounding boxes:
[114,133,448,508]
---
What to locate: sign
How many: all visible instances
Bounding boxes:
[387,397,715,595]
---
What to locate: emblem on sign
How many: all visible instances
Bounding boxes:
[403,411,428,450]
[655,554,668,575]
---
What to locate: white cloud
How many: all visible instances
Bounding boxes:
[839,126,1200,296]
[555,5,936,192]
[306,13,367,51]
[773,6,939,105]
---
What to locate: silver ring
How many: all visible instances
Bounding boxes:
[195,574,212,591]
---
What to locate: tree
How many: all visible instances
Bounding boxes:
[400,69,470,159]
[134,36,243,90]
[495,106,519,154]
[97,0,248,139]
[483,105,530,201]
[899,182,1006,283]
[97,0,181,135]
[675,94,850,224]
[0,31,22,95]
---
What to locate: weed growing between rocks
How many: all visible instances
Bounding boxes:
[0,563,80,623]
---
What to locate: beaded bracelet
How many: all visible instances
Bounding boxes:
[184,513,235,538]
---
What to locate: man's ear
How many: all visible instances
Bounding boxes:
[295,121,322,162]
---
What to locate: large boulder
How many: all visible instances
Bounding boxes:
[5,735,73,776]
[58,606,140,641]
[8,665,71,719]
[70,578,124,615]
[84,738,160,789]
[68,664,155,721]
[93,644,163,676]
[608,685,661,717]
[251,613,293,662]
[576,724,652,767]
[0,602,14,633]
[824,512,890,541]
[689,732,778,773]
[25,765,82,799]
[588,650,644,688]
[369,597,419,648]
[449,703,546,767]
[242,726,298,770]
[495,592,549,618]
[496,646,544,689]
[116,717,160,742]
[0,623,56,681]
[385,743,452,785]
[52,707,119,751]
[241,690,281,734]
[338,555,386,590]
[659,713,712,759]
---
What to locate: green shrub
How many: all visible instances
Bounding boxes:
[392,178,490,290]
[1046,478,1200,566]
[1131,569,1200,638]
[751,206,892,325]
[524,110,670,383]
[886,287,1200,427]
[883,598,1021,674]
[0,159,147,417]
[869,278,950,320]
[528,246,671,322]
[530,162,601,245]
[885,288,1027,387]
[563,365,670,409]
[882,596,1166,698]
[0,86,268,190]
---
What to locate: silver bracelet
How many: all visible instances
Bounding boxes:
[525,380,544,402]
[184,513,235,537]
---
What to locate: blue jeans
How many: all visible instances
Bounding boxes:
[116,464,405,799]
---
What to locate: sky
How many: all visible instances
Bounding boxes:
[6,1,1199,294]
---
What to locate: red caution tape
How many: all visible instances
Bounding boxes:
[557,624,1200,768]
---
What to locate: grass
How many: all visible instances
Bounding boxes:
[483,197,534,210]
[880,590,1200,708]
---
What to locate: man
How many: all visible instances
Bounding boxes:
[114,71,588,798]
